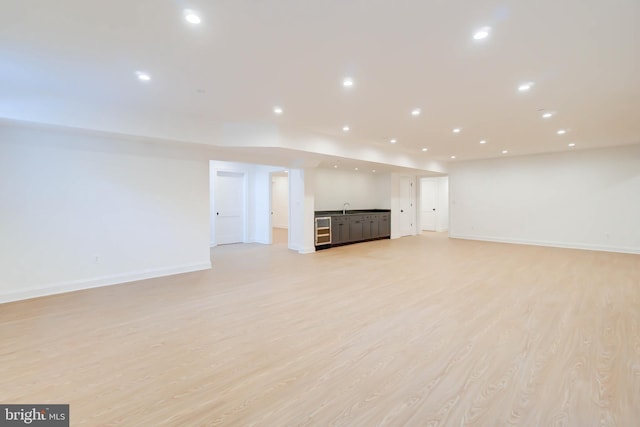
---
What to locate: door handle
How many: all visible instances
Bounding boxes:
[216,212,219,216]
[433,208,436,211]
[400,210,404,213]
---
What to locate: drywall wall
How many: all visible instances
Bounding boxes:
[289,168,315,253]
[314,168,391,211]
[271,175,289,228]
[0,123,212,303]
[449,144,640,253]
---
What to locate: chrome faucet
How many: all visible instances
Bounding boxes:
[343,202,351,215]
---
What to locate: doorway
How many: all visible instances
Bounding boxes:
[270,171,289,245]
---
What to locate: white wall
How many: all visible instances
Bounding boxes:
[0,124,212,303]
[271,175,289,228]
[449,144,640,254]
[289,168,315,253]
[314,168,391,211]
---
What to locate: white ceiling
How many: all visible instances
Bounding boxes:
[1,0,639,170]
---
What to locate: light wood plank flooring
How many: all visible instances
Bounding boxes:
[272,227,288,245]
[1,233,639,426]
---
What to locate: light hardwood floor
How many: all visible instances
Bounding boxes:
[272,227,288,245]
[1,233,639,426]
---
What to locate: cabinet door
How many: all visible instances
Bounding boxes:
[379,214,390,237]
[331,216,349,244]
[350,216,364,241]
[369,214,380,238]
[362,215,371,239]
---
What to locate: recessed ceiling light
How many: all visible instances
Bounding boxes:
[342,77,354,88]
[372,170,376,173]
[518,82,534,92]
[502,150,508,154]
[354,167,359,171]
[450,155,456,159]
[452,128,462,133]
[411,108,421,116]
[557,129,567,135]
[342,125,350,132]
[390,139,397,144]
[421,148,428,152]
[333,165,338,168]
[136,71,151,81]
[479,140,487,144]
[473,27,491,40]
[273,106,283,115]
[542,112,554,119]
[184,10,201,24]
[568,143,576,147]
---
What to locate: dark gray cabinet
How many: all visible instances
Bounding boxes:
[379,213,390,237]
[349,215,364,241]
[362,215,379,239]
[319,211,390,248]
[331,216,349,244]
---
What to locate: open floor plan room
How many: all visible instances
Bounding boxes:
[2,233,638,426]
[1,1,639,425]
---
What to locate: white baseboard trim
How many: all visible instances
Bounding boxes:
[298,246,315,254]
[0,261,212,304]
[252,239,271,245]
[449,233,640,255]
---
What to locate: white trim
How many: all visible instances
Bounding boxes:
[298,246,316,254]
[0,262,212,304]
[288,243,302,252]
[449,234,640,255]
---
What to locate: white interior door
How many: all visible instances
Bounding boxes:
[270,175,289,229]
[215,171,245,245]
[399,176,415,236]
[421,179,437,231]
